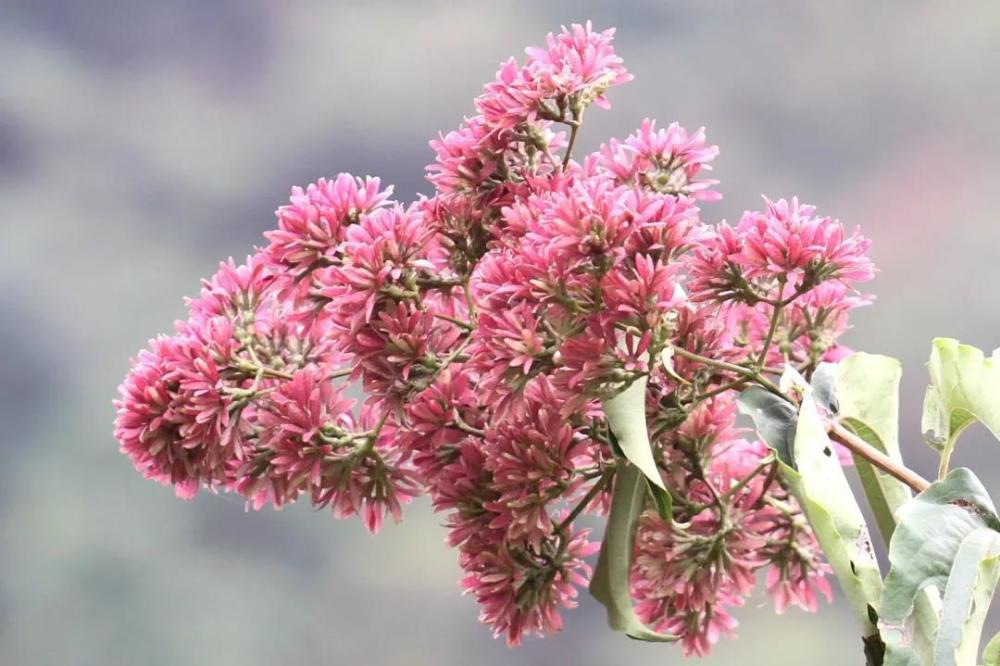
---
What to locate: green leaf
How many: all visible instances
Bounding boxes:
[741,386,883,634]
[787,392,884,634]
[880,469,1000,665]
[834,354,902,459]
[934,528,1000,666]
[982,630,1000,665]
[925,338,1000,478]
[922,385,950,452]
[602,375,665,489]
[809,361,840,414]
[589,463,675,642]
[833,353,942,665]
[646,481,673,524]
[885,644,924,666]
[882,469,997,621]
[737,386,798,466]
[833,353,912,543]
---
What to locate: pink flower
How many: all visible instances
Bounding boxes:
[601,119,720,200]
[686,222,750,303]
[116,336,200,498]
[553,320,651,401]
[476,57,550,129]
[318,203,444,332]
[468,302,553,419]
[474,22,630,133]
[321,404,420,533]
[785,281,873,356]
[526,176,635,266]
[762,495,834,614]
[114,334,240,498]
[460,526,598,646]
[265,174,393,274]
[242,370,417,532]
[631,510,755,657]
[431,439,499,548]
[766,545,834,614]
[601,254,685,331]
[346,302,464,406]
[246,366,356,505]
[427,117,507,198]
[483,382,591,546]
[735,197,875,289]
[524,22,631,110]
[621,188,704,257]
[400,366,484,480]
[661,605,740,658]
[676,397,742,452]
[187,252,276,323]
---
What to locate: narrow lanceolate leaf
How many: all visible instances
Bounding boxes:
[880,469,1000,666]
[924,338,1000,478]
[602,374,665,489]
[740,386,883,635]
[590,463,675,642]
[833,353,912,542]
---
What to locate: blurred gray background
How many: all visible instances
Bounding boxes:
[2,2,999,664]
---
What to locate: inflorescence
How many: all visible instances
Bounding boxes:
[115,22,874,656]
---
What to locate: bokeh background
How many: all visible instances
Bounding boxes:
[3,2,1000,664]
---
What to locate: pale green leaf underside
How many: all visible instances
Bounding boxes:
[924,338,1000,477]
[602,375,665,490]
[787,392,884,634]
[833,353,912,543]
[741,386,883,634]
[880,469,1000,666]
[832,354,942,662]
[934,528,1000,666]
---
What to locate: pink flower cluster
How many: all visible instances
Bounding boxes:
[632,401,832,656]
[116,23,873,654]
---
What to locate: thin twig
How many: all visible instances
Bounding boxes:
[721,454,776,502]
[561,107,585,169]
[829,421,930,493]
[555,472,611,535]
[451,408,486,437]
[672,346,787,399]
[756,291,785,369]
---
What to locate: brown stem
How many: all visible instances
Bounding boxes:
[829,421,930,493]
